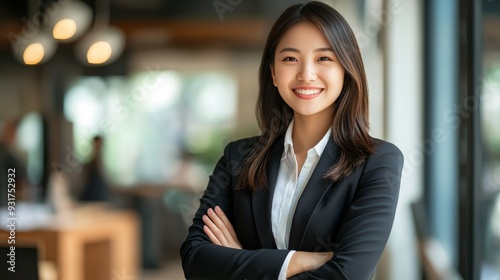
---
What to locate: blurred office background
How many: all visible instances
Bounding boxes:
[0,0,499,279]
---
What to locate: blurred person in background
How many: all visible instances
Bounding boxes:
[181,2,404,280]
[0,118,29,207]
[79,135,111,202]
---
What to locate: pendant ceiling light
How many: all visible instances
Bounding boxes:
[11,0,125,66]
[11,0,58,65]
[49,0,93,42]
[76,26,125,65]
[76,0,125,66]
[13,31,58,65]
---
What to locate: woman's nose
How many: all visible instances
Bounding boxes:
[296,61,317,82]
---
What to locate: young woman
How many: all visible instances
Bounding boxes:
[180,2,404,279]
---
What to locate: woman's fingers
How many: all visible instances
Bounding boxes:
[203,225,221,245]
[206,208,239,248]
[203,206,242,249]
[214,206,240,242]
[202,214,228,245]
[207,208,232,242]
[288,251,334,277]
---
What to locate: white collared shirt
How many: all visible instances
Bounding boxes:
[273,119,331,279]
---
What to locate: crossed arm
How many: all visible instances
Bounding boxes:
[180,140,403,279]
[202,205,333,278]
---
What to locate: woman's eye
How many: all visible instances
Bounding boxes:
[318,57,332,61]
[282,57,297,62]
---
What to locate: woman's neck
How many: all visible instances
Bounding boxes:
[291,113,332,155]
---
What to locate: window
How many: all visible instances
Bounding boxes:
[480,0,500,277]
[64,71,237,186]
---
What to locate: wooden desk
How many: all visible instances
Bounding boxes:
[0,205,140,280]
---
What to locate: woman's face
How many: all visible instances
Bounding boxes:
[271,21,345,120]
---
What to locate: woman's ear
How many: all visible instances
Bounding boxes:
[270,64,277,87]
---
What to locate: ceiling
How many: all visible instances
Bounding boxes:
[0,0,296,20]
[1,0,498,53]
[0,0,300,51]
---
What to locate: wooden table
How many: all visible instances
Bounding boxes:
[0,204,140,280]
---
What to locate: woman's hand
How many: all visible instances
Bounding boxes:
[202,205,333,277]
[286,251,334,278]
[203,206,242,249]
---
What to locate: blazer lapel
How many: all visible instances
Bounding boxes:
[251,135,285,249]
[288,136,339,250]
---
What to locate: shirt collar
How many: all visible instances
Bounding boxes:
[282,119,295,160]
[282,119,331,160]
[314,125,331,156]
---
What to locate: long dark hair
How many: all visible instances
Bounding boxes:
[237,1,375,191]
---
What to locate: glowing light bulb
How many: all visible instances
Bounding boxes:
[23,43,45,65]
[86,41,112,64]
[53,19,77,40]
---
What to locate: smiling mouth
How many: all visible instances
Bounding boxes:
[293,88,323,95]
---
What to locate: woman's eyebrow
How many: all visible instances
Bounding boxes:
[315,47,334,52]
[278,47,334,53]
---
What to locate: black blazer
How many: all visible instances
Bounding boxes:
[180,134,404,280]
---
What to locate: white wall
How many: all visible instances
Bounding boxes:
[384,0,423,279]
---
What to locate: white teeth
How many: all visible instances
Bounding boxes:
[294,89,322,95]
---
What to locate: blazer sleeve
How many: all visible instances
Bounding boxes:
[180,141,291,280]
[289,141,404,280]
